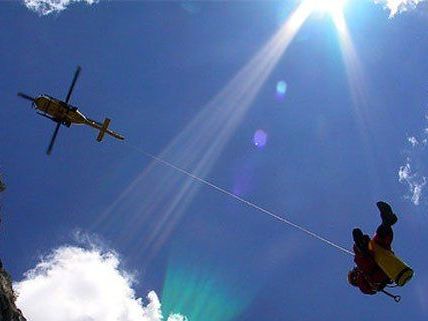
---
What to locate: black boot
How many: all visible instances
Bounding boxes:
[352,228,370,255]
[352,228,363,243]
[376,201,398,226]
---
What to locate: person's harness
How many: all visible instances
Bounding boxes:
[357,264,401,303]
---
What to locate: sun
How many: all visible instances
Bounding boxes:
[304,0,347,15]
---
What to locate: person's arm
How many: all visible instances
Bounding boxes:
[354,246,378,274]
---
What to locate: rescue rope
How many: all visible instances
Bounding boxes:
[126,142,354,256]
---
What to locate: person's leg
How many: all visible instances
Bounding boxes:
[353,228,370,254]
[373,224,393,250]
[377,201,397,226]
[374,201,397,249]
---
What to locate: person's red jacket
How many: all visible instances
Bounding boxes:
[353,244,391,294]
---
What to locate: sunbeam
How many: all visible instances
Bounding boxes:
[333,12,367,109]
[333,11,382,197]
[305,0,347,15]
[94,2,312,262]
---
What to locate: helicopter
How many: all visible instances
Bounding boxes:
[17,66,124,155]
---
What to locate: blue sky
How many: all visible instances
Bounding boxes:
[1,0,428,320]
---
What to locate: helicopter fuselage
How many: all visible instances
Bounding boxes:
[33,95,124,141]
[34,95,88,126]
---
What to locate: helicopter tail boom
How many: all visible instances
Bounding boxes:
[94,118,124,142]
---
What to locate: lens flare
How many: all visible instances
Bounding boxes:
[276,80,288,100]
[162,251,253,321]
[253,129,268,148]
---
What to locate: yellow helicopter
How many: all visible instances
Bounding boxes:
[18,66,124,155]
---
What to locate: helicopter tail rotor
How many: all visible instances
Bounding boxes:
[92,117,124,142]
[96,118,111,142]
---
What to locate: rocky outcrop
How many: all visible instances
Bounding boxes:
[0,176,26,321]
[0,266,26,321]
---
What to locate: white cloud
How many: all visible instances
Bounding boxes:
[408,136,419,147]
[398,111,428,206]
[399,160,426,205]
[14,246,185,321]
[23,0,99,15]
[374,0,427,17]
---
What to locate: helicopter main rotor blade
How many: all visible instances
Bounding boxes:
[47,122,61,155]
[64,66,81,104]
[17,92,35,102]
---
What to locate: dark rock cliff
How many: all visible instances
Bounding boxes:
[0,266,26,321]
[0,176,27,321]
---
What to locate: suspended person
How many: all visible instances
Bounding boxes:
[347,201,413,301]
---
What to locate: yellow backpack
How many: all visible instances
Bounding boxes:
[368,240,414,286]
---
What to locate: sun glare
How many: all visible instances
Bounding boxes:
[304,0,346,15]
